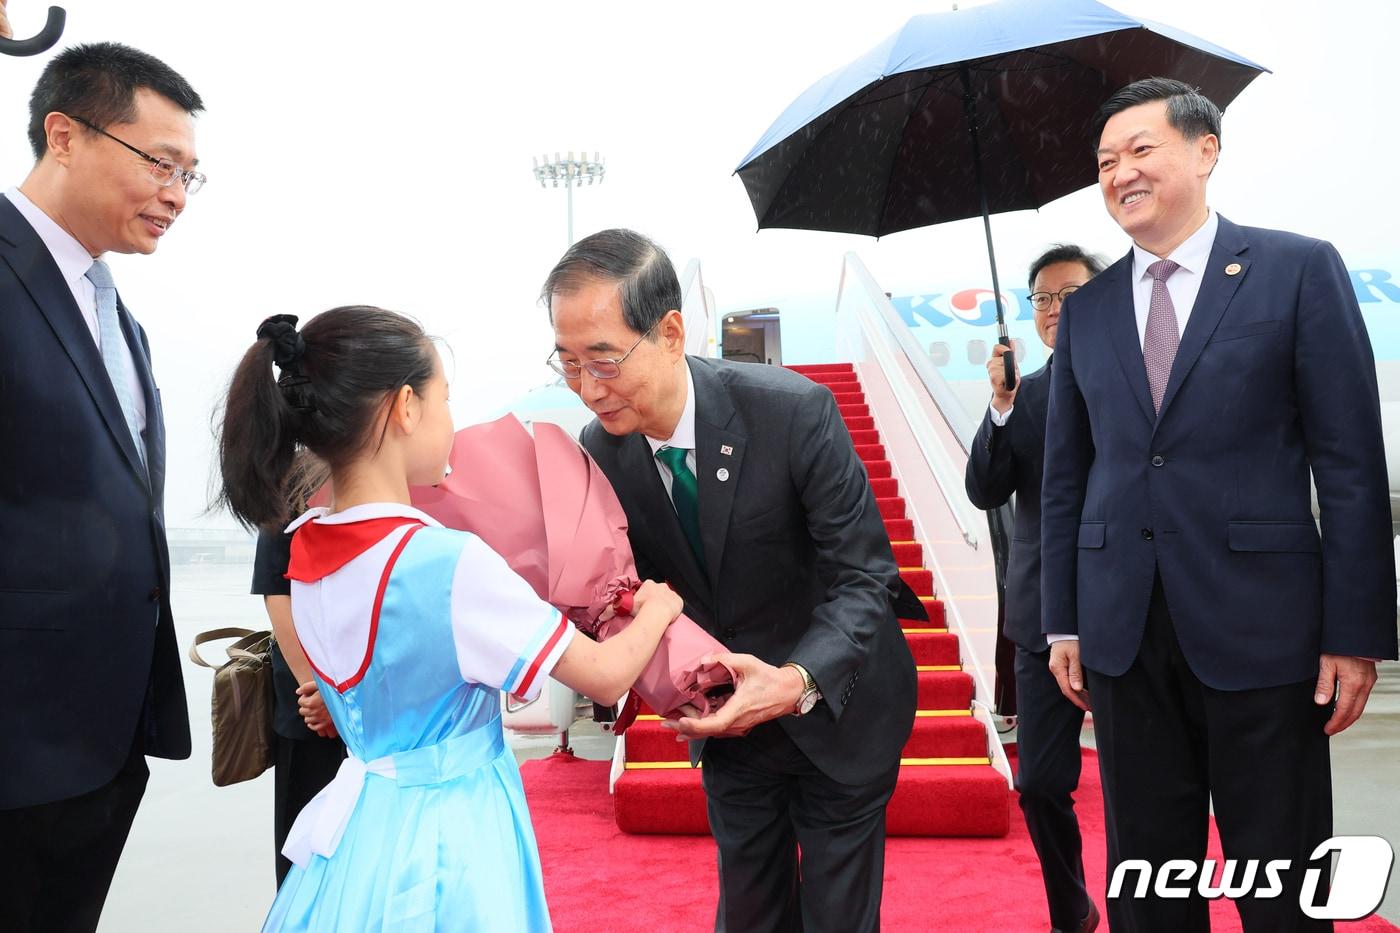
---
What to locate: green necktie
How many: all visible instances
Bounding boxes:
[656,446,706,572]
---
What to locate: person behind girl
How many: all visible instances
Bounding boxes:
[217,307,682,932]
[248,451,346,886]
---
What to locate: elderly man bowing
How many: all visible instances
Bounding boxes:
[542,228,916,933]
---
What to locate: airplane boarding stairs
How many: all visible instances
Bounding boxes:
[608,357,1011,837]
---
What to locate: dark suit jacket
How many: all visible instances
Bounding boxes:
[581,356,916,785]
[1041,215,1397,689]
[965,357,1052,653]
[0,194,190,810]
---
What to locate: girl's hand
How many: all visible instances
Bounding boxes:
[296,681,339,739]
[632,580,683,623]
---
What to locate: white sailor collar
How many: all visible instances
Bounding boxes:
[285,501,444,534]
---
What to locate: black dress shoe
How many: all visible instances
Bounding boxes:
[1051,901,1099,933]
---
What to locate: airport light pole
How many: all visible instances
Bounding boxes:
[533,151,606,248]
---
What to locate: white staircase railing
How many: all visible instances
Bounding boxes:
[679,259,716,358]
[836,251,1013,786]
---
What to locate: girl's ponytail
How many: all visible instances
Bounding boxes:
[216,315,309,529]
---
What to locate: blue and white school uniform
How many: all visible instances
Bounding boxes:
[262,502,574,932]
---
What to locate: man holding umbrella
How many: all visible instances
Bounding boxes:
[1041,78,1395,930]
[966,244,1105,933]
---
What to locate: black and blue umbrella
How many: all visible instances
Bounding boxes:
[735,0,1266,387]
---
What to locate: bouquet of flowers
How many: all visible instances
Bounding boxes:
[410,414,733,726]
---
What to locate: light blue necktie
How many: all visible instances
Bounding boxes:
[85,259,147,473]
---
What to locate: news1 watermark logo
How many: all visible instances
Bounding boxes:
[1107,836,1395,920]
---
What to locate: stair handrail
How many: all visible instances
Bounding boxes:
[835,252,1014,787]
[836,254,984,548]
[845,256,980,455]
[679,258,715,358]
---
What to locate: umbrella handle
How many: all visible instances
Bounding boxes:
[0,6,66,57]
[1000,336,1017,391]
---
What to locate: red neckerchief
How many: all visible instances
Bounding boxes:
[286,517,426,583]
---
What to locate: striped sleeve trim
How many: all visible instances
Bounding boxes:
[504,611,574,698]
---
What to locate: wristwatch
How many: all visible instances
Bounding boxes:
[784,662,822,716]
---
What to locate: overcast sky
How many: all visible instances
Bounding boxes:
[1,0,1394,528]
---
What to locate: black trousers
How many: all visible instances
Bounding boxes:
[0,728,148,933]
[700,721,899,933]
[273,731,347,885]
[1015,645,1092,930]
[1086,574,1333,933]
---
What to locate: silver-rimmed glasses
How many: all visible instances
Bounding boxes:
[1027,285,1081,312]
[69,115,207,195]
[547,321,657,380]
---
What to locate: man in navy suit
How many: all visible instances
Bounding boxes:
[966,244,1104,933]
[0,43,204,932]
[1041,78,1396,931]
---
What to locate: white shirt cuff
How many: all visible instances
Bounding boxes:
[988,402,1013,426]
[1046,633,1078,644]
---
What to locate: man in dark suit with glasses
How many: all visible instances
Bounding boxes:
[543,228,916,932]
[967,244,1105,933]
[0,42,205,933]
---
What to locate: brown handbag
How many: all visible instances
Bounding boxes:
[188,627,276,786]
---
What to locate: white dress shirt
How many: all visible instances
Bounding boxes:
[645,362,698,504]
[1129,208,1218,347]
[1047,211,1218,646]
[6,186,147,435]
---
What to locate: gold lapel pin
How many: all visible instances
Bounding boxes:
[1225,263,1242,276]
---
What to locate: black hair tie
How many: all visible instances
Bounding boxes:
[256,314,317,413]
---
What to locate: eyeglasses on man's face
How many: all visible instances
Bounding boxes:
[547,321,658,380]
[68,114,207,195]
[1027,285,1081,312]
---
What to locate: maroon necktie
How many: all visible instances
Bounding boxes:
[1143,259,1181,414]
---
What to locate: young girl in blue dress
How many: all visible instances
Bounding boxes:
[217,307,682,932]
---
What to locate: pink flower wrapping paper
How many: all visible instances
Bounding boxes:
[409,414,733,721]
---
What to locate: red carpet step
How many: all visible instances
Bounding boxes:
[907,631,960,665]
[918,670,974,709]
[844,415,875,432]
[622,710,988,764]
[864,459,891,479]
[849,428,881,446]
[611,763,1011,838]
[884,518,913,539]
[622,720,695,762]
[838,402,869,418]
[868,476,900,498]
[877,496,905,521]
[786,363,854,375]
[886,766,1011,837]
[891,540,924,565]
[902,716,987,759]
[612,769,710,835]
[901,568,934,596]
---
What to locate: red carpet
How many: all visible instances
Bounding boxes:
[523,750,1399,932]
[610,362,1010,838]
